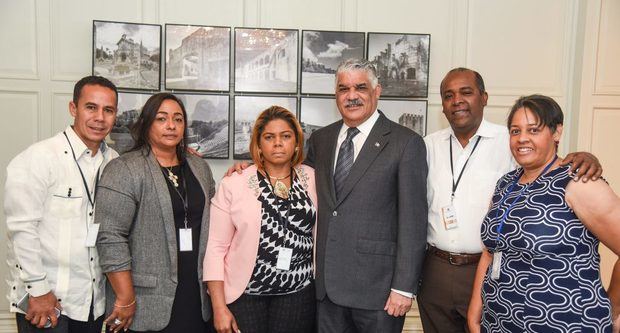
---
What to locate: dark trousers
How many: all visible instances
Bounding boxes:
[227,282,316,333]
[417,251,478,333]
[16,307,103,333]
[317,296,405,333]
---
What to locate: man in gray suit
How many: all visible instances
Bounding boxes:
[305,58,428,332]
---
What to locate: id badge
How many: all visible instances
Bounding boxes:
[491,251,502,280]
[179,228,193,252]
[85,223,100,247]
[276,247,293,271]
[441,205,459,230]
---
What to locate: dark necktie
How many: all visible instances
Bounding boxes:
[334,127,360,199]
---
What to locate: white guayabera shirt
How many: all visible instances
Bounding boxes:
[5,126,118,321]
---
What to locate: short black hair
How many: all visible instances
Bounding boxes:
[130,93,188,162]
[440,67,486,95]
[507,94,563,132]
[72,75,118,105]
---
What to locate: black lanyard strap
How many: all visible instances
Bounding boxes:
[163,165,190,229]
[63,131,100,208]
[449,135,482,200]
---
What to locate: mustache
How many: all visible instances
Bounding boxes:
[345,99,363,107]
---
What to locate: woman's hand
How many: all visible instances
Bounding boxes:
[104,299,136,333]
[213,305,239,333]
[467,301,482,333]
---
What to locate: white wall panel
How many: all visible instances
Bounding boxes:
[52,93,73,134]
[49,0,143,81]
[0,0,38,79]
[468,0,568,96]
[159,0,244,26]
[259,0,342,30]
[594,0,620,95]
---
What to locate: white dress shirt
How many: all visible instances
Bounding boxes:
[334,110,413,298]
[5,126,118,321]
[424,119,516,254]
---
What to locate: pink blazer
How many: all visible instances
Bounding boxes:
[203,164,317,304]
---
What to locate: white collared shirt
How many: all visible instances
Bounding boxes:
[4,126,118,321]
[424,119,516,254]
[333,109,380,170]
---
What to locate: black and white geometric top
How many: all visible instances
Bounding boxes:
[244,169,316,295]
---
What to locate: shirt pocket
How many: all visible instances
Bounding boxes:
[48,185,83,219]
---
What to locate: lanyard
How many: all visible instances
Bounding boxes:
[164,165,190,229]
[493,155,558,245]
[449,135,482,201]
[63,131,100,209]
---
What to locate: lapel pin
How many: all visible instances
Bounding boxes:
[375,142,380,147]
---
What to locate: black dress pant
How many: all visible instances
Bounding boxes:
[227,282,316,333]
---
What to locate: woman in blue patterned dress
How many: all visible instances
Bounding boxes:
[467,95,620,333]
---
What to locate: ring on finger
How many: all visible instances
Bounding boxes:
[113,318,122,325]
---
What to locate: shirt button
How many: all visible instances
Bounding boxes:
[58,299,62,302]
[27,285,31,289]
[89,212,93,216]
[92,278,96,282]
[90,257,94,261]
[332,211,337,217]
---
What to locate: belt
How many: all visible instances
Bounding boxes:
[427,245,481,266]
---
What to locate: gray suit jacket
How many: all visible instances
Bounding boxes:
[95,149,215,331]
[306,112,428,310]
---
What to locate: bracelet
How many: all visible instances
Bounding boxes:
[114,299,136,308]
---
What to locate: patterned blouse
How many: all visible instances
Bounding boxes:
[244,169,316,295]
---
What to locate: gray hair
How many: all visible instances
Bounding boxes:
[335,58,379,88]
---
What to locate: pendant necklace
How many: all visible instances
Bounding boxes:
[268,172,291,199]
[165,166,179,188]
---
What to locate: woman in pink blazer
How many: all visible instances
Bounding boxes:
[204,106,318,333]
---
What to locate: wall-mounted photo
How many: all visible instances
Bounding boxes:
[234,95,298,159]
[177,94,230,159]
[367,33,430,98]
[107,92,152,153]
[301,30,365,95]
[299,97,340,151]
[379,99,427,136]
[165,24,230,92]
[234,28,298,93]
[93,20,161,91]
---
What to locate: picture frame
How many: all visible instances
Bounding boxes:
[367,32,431,98]
[234,28,299,94]
[177,93,230,159]
[93,20,162,91]
[299,97,340,151]
[233,95,298,159]
[301,30,365,95]
[165,24,231,92]
[379,99,428,136]
[107,92,152,153]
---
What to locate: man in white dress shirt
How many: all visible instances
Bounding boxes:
[5,76,119,332]
[416,67,602,333]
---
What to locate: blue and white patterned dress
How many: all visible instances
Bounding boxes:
[481,165,612,333]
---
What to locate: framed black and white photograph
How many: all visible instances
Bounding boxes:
[177,94,230,159]
[107,92,152,153]
[299,97,340,150]
[165,24,230,92]
[93,20,161,91]
[234,28,298,94]
[367,32,430,98]
[301,30,365,95]
[233,95,298,159]
[379,99,427,136]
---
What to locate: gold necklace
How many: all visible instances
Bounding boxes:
[165,166,179,187]
[268,173,291,199]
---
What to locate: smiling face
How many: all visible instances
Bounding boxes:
[335,69,382,127]
[509,107,562,171]
[147,99,185,152]
[259,118,297,170]
[69,84,117,152]
[440,70,488,139]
